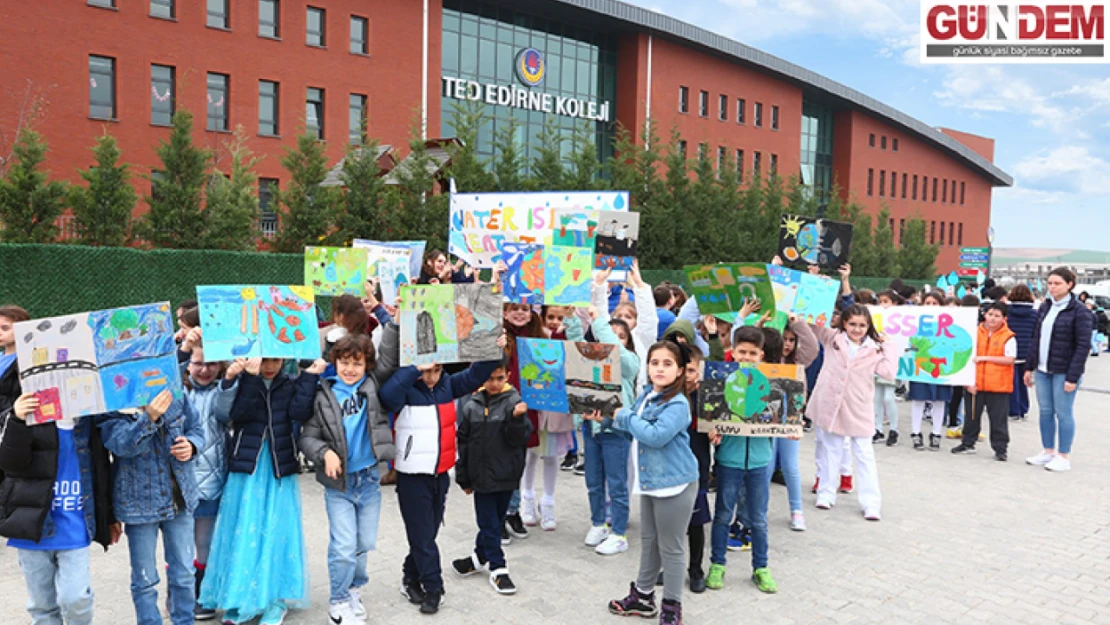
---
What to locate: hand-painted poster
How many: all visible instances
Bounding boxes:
[778,214,853,270]
[696,361,805,437]
[448,190,629,268]
[594,210,640,272]
[399,283,502,366]
[15,303,182,424]
[304,246,369,296]
[352,239,427,279]
[517,338,623,416]
[197,285,322,362]
[768,265,840,326]
[500,242,545,305]
[498,243,592,306]
[684,263,776,317]
[378,256,412,305]
[869,306,978,386]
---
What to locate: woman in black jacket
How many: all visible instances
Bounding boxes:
[1006,285,1037,419]
[1023,267,1093,473]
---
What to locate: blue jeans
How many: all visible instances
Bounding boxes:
[125,512,195,625]
[325,465,382,604]
[17,547,93,625]
[583,426,631,536]
[507,490,520,515]
[1035,371,1078,454]
[769,438,802,512]
[711,464,770,570]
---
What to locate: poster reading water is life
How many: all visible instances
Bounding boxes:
[14,303,182,424]
[869,306,978,386]
[197,285,322,362]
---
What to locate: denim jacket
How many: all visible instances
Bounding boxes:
[615,389,698,491]
[190,379,235,501]
[96,396,203,524]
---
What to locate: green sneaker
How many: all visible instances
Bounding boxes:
[752,568,778,594]
[706,563,726,590]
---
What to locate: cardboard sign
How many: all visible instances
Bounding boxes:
[399,283,502,366]
[684,263,776,316]
[696,361,805,438]
[517,338,623,417]
[768,265,840,326]
[869,306,978,386]
[197,285,322,361]
[778,214,853,270]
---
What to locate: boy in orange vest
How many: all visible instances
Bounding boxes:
[952,302,1015,461]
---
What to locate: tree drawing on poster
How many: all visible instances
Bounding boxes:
[544,245,593,306]
[500,242,545,305]
[767,265,840,326]
[869,306,977,386]
[517,338,623,417]
[778,214,853,270]
[551,207,598,248]
[196,285,322,362]
[378,256,412,305]
[684,263,776,316]
[15,302,182,424]
[696,361,805,438]
[399,284,501,366]
[594,210,640,272]
[353,239,426,278]
[304,246,368,296]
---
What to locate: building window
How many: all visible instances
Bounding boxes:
[958,223,963,245]
[350,15,368,54]
[151,170,166,204]
[677,140,687,160]
[930,221,936,244]
[771,105,779,130]
[932,178,938,202]
[736,149,744,181]
[881,136,887,150]
[737,98,745,124]
[150,64,175,126]
[259,178,278,238]
[892,138,899,152]
[753,152,762,178]
[306,6,325,47]
[942,180,948,203]
[259,80,279,136]
[698,90,708,117]
[697,142,707,162]
[867,168,874,196]
[207,0,229,28]
[718,95,727,121]
[912,175,918,200]
[150,0,174,18]
[948,222,954,245]
[879,169,885,197]
[678,86,688,113]
[890,171,897,198]
[206,73,228,131]
[754,102,763,127]
[259,0,279,37]
[902,173,908,199]
[89,0,116,7]
[88,55,116,119]
[869,133,875,147]
[922,175,928,200]
[899,219,905,245]
[306,87,324,139]
[769,154,778,178]
[960,181,966,205]
[349,94,366,144]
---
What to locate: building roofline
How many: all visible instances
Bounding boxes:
[548,0,1013,187]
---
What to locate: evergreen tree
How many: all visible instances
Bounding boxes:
[565,122,606,191]
[492,118,526,192]
[141,111,211,248]
[389,126,449,250]
[649,128,692,269]
[750,175,787,263]
[68,132,136,246]
[872,206,901,277]
[897,215,939,279]
[444,101,495,192]
[273,132,341,253]
[687,147,722,263]
[335,133,393,245]
[0,126,67,243]
[526,117,565,191]
[204,128,260,251]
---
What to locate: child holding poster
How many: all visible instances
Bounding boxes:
[808,305,899,521]
[950,302,1015,461]
[907,292,954,451]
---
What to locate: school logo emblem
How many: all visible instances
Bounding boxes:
[515,48,545,87]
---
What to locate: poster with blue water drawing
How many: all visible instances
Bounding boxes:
[869,306,978,386]
[518,338,568,412]
[378,256,412,305]
[544,245,593,306]
[197,285,322,362]
[517,338,623,417]
[500,242,545,305]
[768,265,840,327]
[353,240,427,278]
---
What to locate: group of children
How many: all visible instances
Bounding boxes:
[0,252,1058,625]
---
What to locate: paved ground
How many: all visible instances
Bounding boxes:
[3,360,1110,625]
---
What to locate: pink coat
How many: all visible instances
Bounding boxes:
[807,326,900,438]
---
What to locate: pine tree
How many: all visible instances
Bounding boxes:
[492,118,526,192]
[872,206,901,277]
[650,128,692,269]
[68,132,136,246]
[141,111,212,249]
[443,101,495,193]
[389,126,449,250]
[273,132,341,253]
[897,215,939,279]
[566,122,606,191]
[335,132,393,245]
[526,117,565,191]
[204,128,260,251]
[0,126,67,243]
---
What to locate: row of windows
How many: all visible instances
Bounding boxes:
[869,133,899,152]
[892,218,964,247]
[674,141,778,181]
[89,56,368,144]
[88,0,370,55]
[867,168,967,205]
[678,87,779,130]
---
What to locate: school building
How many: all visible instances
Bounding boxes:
[0,0,1011,272]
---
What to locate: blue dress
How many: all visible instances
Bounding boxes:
[198,440,308,621]
[906,382,952,403]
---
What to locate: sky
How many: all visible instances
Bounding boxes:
[623,0,1110,251]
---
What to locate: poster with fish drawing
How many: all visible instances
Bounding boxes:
[14,302,182,424]
[196,285,322,362]
[869,306,977,386]
[517,338,623,417]
[594,210,640,272]
[778,214,853,270]
[500,242,545,305]
[399,283,502,366]
[767,265,840,327]
[684,263,776,316]
[353,239,426,278]
[304,246,369,296]
[697,361,805,438]
[378,256,412,305]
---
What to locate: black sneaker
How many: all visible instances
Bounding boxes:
[505,513,528,539]
[872,430,885,444]
[929,434,942,451]
[885,430,899,447]
[453,554,483,577]
[500,523,512,546]
[689,572,707,594]
[911,433,924,450]
[560,452,577,471]
[995,451,1008,462]
[420,590,445,614]
[770,469,786,485]
[608,582,658,617]
[573,456,586,475]
[950,444,976,454]
[489,569,517,595]
[401,579,425,605]
[195,604,217,621]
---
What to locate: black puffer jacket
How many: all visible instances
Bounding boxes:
[1026,294,1094,384]
[223,371,319,478]
[456,386,533,494]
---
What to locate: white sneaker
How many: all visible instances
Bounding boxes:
[595,533,629,555]
[585,524,610,547]
[520,494,538,526]
[862,508,882,521]
[540,501,556,531]
[1045,455,1072,472]
[789,511,807,532]
[1026,452,1055,466]
[348,588,366,620]
[328,600,365,625]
